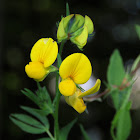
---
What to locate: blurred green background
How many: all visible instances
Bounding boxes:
[1,0,140,139]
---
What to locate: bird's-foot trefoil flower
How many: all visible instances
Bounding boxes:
[65,79,101,113]
[25,38,58,81]
[57,14,94,49]
[59,53,101,113]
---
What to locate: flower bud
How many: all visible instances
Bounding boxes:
[57,14,94,49]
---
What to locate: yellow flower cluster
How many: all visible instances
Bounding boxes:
[25,15,100,114]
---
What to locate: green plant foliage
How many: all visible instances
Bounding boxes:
[21,87,53,115]
[79,124,90,140]
[107,49,132,140]
[111,102,132,140]
[36,86,53,112]
[131,54,140,72]
[10,114,46,134]
[59,119,77,140]
[66,3,70,16]
[20,106,50,129]
[21,88,41,106]
[107,49,125,86]
[110,87,131,110]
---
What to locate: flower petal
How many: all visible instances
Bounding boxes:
[30,38,58,68]
[65,89,86,113]
[57,18,68,42]
[63,14,74,32]
[70,25,88,49]
[70,14,85,33]
[25,61,48,81]
[59,53,92,84]
[57,14,74,42]
[59,78,76,96]
[84,15,94,34]
[78,79,101,98]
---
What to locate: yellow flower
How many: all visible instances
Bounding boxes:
[59,53,92,96]
[59,53,101,113]
[57,14,94,49]
[65,79,101,113]
[25,38,58,81]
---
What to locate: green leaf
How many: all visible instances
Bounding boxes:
[79,124,90,140]
[107,49,125,86]
[23,86,53,114]
[10,115,46,134]
[131,55,140,72]
[135,24,140,39]
[59,118,77,140]
[36,86,52,105]
[22,87,53,114]
[110,87,131,110]
[36,86,53,113]
[111,103,132,140]
[21,88,40,106]
[20,106,50,130]
[66,3,70,16]
[117,109,131,140]
[21,106,50,116]
[10,114,44,128]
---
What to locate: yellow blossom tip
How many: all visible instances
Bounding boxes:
[59,78,76,96]
[65,89,86,113]
[78,79,101,99]
[25,61,48,81]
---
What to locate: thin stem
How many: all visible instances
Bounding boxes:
[58,40,66,56]
[54,90,61,140]
[36,82,41,90]
[46,130,55,140]
[83,89,109,102]
[54,41,66,140]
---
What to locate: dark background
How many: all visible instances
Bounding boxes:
[1,0,140,139]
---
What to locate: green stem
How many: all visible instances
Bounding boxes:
[121,87,132,110]
[36,82,41,90]
[46,130,55,140]
[54,41,65,140]
[58,40,66,57]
